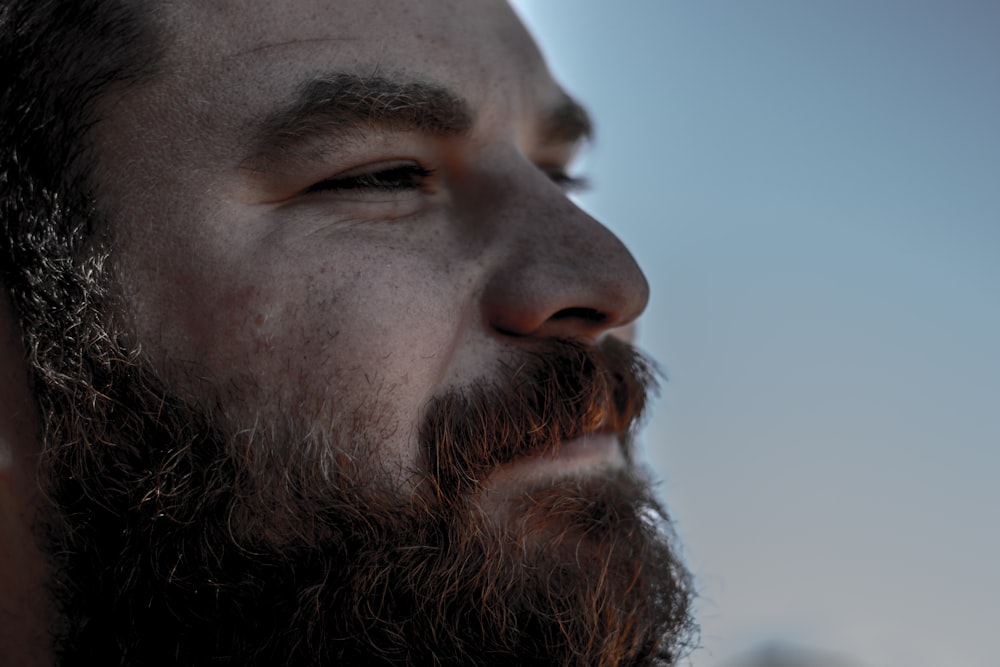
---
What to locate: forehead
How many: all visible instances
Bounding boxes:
[163,0,536,61]
[149,0,560,138]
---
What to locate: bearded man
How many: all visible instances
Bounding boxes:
[0,0,696,664]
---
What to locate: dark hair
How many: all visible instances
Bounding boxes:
[0,0,161,329]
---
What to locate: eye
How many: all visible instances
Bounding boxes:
[550,171,589,193]
[540,166,590,194]
[304,162,435,194]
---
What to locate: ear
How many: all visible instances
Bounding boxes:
[0,287,51,666]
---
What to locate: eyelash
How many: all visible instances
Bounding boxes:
[546,171,590,194]
[304,164,435,194]
[302,164,588,195]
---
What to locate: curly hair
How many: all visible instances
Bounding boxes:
[0,0,161,341]
[0,0,163,440]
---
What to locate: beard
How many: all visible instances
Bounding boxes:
[21,245,695,665]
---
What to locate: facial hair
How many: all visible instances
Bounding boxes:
[26,262,695,667]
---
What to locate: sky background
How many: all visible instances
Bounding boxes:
[509,2,999,666]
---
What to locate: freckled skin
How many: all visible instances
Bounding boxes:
[95,0,648,481]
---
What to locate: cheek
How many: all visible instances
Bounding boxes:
[120,206,474,477]
[135,238,465,413]
[242,253,468,474]
[289,252,465,393]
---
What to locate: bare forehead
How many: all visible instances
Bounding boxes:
[157,0,547,88]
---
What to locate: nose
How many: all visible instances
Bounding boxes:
[477,171,650,344]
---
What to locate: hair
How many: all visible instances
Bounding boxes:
[0,6,699,664]
[0,0,161,355]
[0,0,165,484]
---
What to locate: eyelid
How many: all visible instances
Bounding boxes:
[302,160,435,195]
[289,156,586,202]
[551,173,590,193]
[540,165,590,194]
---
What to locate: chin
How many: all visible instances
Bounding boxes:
[32,321,694,665]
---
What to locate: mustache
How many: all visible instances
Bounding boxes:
[420,336,659,501]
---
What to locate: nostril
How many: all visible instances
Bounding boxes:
[549,307,608,324]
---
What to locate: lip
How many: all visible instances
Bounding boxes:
[486,432,626,488]
[544,432,624,466]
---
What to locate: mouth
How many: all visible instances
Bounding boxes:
[421,337,655,500]
[483,431,627,490]
[544,431,624,466]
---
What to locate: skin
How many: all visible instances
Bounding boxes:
[0,292,49,667]
[95,0,649,487]
[0,1,655,662]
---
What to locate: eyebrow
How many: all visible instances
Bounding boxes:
[245,72,593,168]
[246,73,471,167]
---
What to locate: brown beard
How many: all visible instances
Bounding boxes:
[35,327,695,666]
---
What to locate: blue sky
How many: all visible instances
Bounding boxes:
[510,2,1000,666]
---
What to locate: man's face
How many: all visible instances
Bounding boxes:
[31,0,693,664]
[96,0,647,488]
